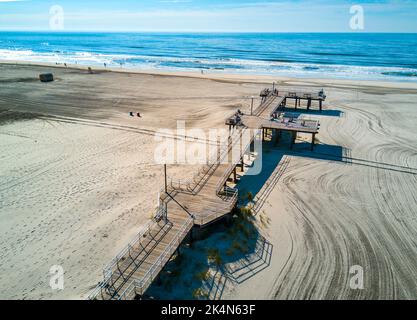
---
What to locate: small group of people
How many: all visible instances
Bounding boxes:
[272,112,297,125]
[55,62,68,67]
[233,109,244,125]
[129,112,142,118]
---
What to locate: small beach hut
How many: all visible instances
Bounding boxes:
[39,73,54,82]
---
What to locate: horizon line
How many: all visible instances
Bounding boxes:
[1,30,417,34]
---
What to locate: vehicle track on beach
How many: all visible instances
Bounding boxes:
[265,91,417,300]
[0,97,223,147]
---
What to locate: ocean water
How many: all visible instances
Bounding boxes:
[0,32,417,81]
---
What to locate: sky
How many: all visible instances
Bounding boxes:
[0,0,416,32]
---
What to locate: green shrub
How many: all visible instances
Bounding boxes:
[232,239,249,254]
[232,240,242,252]
[226,248,235,256]
[207,248,223,267]
[192,288,209,300]
[246,192,254,202]
[194,268,210,281]
[240,207,254,221]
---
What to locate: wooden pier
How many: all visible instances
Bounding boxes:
[88,88,325,300]
[261,88,326,112]
[241,115,320,151]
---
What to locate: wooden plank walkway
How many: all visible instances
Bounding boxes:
[88,89,324,300]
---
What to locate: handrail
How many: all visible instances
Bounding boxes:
[193,186,237,218]
[167,139,224,194]
[102,220,154,280]
[102,205,167,280]
[276,88,325,100]
[167,161,213,193]
[95,89,294,300]
[214,126,258,195]
[194,188,238,226]
[136,216,194,295]
[251,156,290,214]
[87,282,104,300]
[167,127,240,195]
[87,86,326,300]
[117,216,194,300]
[253,93,277,116]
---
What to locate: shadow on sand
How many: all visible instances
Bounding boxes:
[144,131,347,300]
[143,113,416,300]
[144,209,273,300]
[278,106,344,118]
[238,131,350,212]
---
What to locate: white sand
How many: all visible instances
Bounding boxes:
[222,84,417,300]
[1,62,416,299]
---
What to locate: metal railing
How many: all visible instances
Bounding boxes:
[167,127,242,195]
[194,188,238,226]
[103,204,167,278]
[167,160,216,194]
[214,126,259,194]
[168,176,194,193]
[102,219,156,281]
[253,93,279,116]
[117,216,194,300]
[89,88,297,300]
[162,129,245,227]
[276,88,325,100]
[251,156,290,214]
[87,281,105,300]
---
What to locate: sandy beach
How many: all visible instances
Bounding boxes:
[224,86,417,300]
[0,62,416,300]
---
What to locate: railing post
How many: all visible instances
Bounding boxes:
[164,164,168,194]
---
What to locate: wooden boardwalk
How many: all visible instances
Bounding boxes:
[88,88,324,300]
[278,88,326,111]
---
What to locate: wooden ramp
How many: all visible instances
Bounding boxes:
[88,89,324,300]
[261,87,325,111]
[89,201,193,300]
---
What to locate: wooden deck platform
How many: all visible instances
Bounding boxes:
[242,114,319,151]
[242,115,319,134]
[262,88,326,111]
[88,88,323,300]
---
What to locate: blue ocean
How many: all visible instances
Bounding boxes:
[1,32,417,81]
